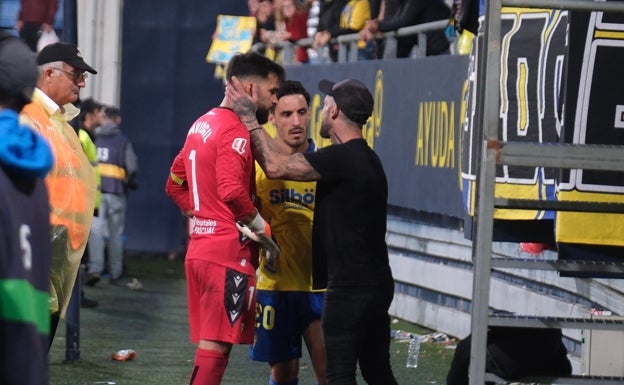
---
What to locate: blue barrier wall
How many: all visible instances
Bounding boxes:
[119,0,470,253]
[120,1,247,253]
[286,57,469,218]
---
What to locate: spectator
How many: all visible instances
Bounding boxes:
[93,106,139,284]
[277,0,310,63]
[226,77,399,384]
[249,0,260,16]
[306,0,322,62]
[314,0,375,62]
[361,0,451,58]
[358,0,384,45]
[311,0,346,62]
[15,0,59,52]
[19,42,98,347]
[252,0,277,56]
[250,80,327,385]
[78,98,104,286]
[165,51,285,385]
[75,98,103,307]
[0,31,54,385]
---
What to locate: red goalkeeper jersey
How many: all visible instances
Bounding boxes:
[166,107,258,274]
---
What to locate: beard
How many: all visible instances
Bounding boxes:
[320,120,331,139]
[256,106,270,125]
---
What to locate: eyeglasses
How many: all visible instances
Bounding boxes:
[55,68,88,83]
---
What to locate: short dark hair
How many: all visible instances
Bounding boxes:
[78,98,102,123]
[276,80,310,105]
[225,51,285,84]
[103,106,121,121]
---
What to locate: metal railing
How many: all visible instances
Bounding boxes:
[468,0,624,383]
[265,18,450,65]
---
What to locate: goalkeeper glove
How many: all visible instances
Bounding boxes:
[236,212,280,263]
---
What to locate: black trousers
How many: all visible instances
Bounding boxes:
[19,23,42,52]
[322,283,398,385]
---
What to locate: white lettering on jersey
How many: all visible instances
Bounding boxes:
[187,121,212,143]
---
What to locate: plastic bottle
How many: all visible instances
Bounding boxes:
[406,335,420,368]
[112,349,136,361]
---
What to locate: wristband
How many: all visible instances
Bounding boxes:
[246,211,265,233]
[249,127,263,134]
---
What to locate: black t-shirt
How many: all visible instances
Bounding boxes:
[303,139,394,290]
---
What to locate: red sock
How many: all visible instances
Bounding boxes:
[188,348,229,385]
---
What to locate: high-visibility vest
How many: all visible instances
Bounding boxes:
[21,93,96,316]
[22,102,96,250]
[79,128,101,209]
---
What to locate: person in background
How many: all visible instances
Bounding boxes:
[251,0,277,55]
[249,0,261,16]
[305,0,322,62]
[103,105,123,126]
[360,0,451,58]
[251,80,327,385]
[313,0,373,60]
[77,98,104,308]
[165,51,285,385]
[275,0,310,63]
[226,76,399,385]
[0,31,54,385]
[15,0,59,52]
[19,42,97,347]
[311,0,346,62]
[93,106,138,284]
[358,0,385,57]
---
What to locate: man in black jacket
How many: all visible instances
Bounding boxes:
[361,0,451,58]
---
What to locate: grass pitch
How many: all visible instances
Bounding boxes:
[50,255,455,385]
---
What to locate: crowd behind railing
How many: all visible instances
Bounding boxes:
[247,0,462,66]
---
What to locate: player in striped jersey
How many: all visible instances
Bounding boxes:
[251,81,327,385]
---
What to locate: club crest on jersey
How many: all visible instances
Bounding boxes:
[232,138,248,154]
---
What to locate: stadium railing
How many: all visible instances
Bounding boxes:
[264,18,451,65]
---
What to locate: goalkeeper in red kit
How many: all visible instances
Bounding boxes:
[165,51,285,385]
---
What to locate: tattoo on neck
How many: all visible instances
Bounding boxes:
[232,98,257,127]
[242,118,257,127]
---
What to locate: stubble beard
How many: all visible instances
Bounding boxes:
[256,107,270,125]
[320,120,331,139]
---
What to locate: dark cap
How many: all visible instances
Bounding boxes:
[318,78,373,125]
[37,42,97,74]
[0,34,38,102]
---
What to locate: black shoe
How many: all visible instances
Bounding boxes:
[85,273,101,287]
[81,296,99,308]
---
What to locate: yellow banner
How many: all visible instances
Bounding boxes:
[206,15,256,64]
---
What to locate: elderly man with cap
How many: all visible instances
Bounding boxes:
[20,42,98,346]
[226,77,398,385]
[0,32,54,385]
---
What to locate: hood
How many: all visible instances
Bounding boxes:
[0,109,53,178]
[95,121,121,136]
